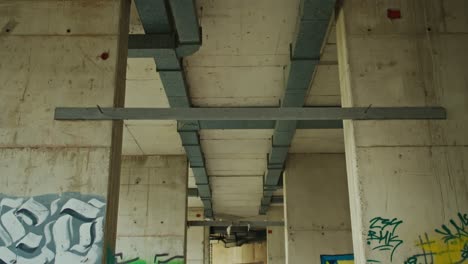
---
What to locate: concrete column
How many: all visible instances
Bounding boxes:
[336,1,468,263]
[116,156,188,263]
[267,206,285,264]
[284,154,353,263]
[203,227,210,264]
[187,208,206,264]
[0,1,129,263]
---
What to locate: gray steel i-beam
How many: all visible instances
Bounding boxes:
[54,107,447,121]
[187,220,284,227]
[197,120,344,129]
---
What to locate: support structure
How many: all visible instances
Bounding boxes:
[188,221,284,228]
[266,207,285,264]
[55,107,446,121]
[284,154,353,263]
[337,1,468,263]
[259,0,337,214]
[187,208,206,264]
[0,1,130,263]
[132,0,214,218]
[116,156,188,263]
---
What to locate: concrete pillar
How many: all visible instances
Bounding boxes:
[336,1,468,263]
[187,208,206,264]
[267,206,285,264]
[284,154,353,263]
[203,227,210,264]
[116,156,188,263]
[0,1,129,263]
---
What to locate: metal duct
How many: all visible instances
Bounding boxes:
[259,0,336,214]
[133,0,213,217]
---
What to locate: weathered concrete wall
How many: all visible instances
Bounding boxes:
[336,1,468,263]
[116,156,188,263]
[187,208,206,264]
[211,241,267,264]
[0,1,129,263]
[267,206,285,264]
[284,154,353,263]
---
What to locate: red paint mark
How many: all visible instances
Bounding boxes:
[387,9,401,20]
[196,213,201,218]
[100,52,110,60]
[268,230,273,234]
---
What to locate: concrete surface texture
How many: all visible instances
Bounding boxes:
[267,206,285,264]
[284,154,353,263]
[336,0,468,263]
[211,241,267,264]
[187,208,207,264]
[124,0,343,219]
[0,0,129,263]
[116,156,188,263]
[3,0,468,263]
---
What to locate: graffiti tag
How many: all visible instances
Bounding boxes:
[367,217,403,262]
[114,252,184,264]
[435,213,468,243]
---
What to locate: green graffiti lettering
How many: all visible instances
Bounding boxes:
[435,213,468,243]
[367,217,403,262]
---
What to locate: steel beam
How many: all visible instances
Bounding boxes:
[270,196,284,204]
[197,120,343,129]
[128,34,177,57]
[188,188,199,197]
[188,221,284,227]
[55,107,447,121]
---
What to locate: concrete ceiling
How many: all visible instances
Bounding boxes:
[123,0,344,218]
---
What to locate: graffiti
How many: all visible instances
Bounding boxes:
[366,217,403,262]
[114,252,184,264]
[114,252,141,264]
[0,193,106,264]
[403,213,468,264]
[404,237,467,264]
[435,213,468,243]
[320,254,354,264]
[461,242,468,261]
[154,254,184,264]
[404,234,436,264]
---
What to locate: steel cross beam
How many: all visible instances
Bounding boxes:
[196,120,343,129]
[55,107,446,121]
[187,220,284,227]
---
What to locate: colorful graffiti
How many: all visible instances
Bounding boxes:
[366,217,404,262]
[365,212,467,264]
[114,252,184,264]
[0,193,106,263]
[321,254,354,264]
[404,213,468,264]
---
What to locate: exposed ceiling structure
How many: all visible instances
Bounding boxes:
[122,0,344,219]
